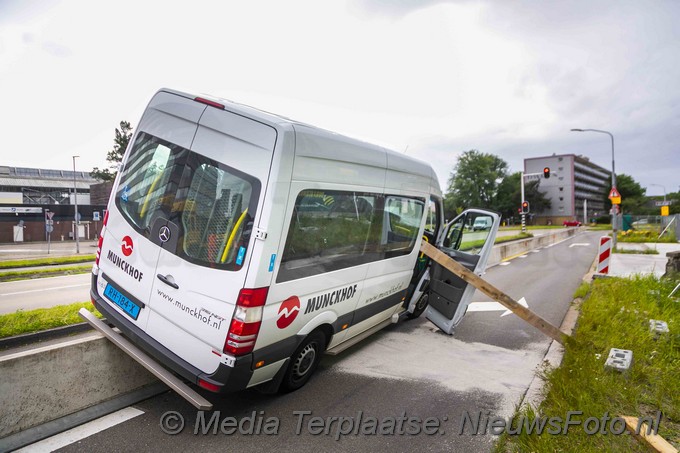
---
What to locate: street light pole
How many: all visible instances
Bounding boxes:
[649,184,666,203]
[72,155,80,254]
[570,128,617,249]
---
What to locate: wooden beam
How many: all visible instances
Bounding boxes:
[420,241,568,345]
[622,416,678,453]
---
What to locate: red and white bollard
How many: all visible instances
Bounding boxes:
[597,236,612,274]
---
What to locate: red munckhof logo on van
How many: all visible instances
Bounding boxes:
[276,296,300,329]
[121,236,134,257]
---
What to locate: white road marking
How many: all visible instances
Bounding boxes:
[531,250,540,253]
[499,262,511,266]
[0,283,89,297]
[467,297,529,317]
[569,243,591,248]
[15,407,144,453]
[518,255,528,258]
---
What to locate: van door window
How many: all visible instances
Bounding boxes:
[115,132,260,270]
[384,197,425,257]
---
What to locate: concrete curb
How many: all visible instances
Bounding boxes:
[0,332,158,440]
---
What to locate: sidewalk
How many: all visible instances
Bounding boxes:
[610,242,680,278]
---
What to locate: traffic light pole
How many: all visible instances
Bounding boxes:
[520,171,526,233]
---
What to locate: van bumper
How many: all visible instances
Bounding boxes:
[90,273,252,393]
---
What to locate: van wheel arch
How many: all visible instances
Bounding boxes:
[279,327,330,393]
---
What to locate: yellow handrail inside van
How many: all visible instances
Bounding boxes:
[419,235,429,259]
[220,208,249,263]
[140,173,163,218]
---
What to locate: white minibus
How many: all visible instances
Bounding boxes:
[90,88,499,395]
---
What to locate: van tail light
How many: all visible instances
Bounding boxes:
[195,97,225,110]
[224,287,269,356]
[95,210,109,266]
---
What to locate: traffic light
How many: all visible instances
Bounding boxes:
[543,167,551,179]
[521,201,530,214]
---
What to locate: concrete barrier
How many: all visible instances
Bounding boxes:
[0,333,157,439]
[487,228,578,267]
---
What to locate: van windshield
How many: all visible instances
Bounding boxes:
[115,132,261,269]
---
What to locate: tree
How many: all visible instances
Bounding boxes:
[90,121,133,181]
[443,150,508,219]
[495,172,551,220]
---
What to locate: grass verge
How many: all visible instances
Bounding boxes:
[496,275,680,452]
[0,302,102,339]
[0,254,96,269]
[0,265,92,282]
[613,248,660,255]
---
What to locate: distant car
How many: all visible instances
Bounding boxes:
[563,220,582,227]
[472,217,493,231]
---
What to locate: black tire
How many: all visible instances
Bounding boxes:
[406,293,429,319]
[280,331,326,392]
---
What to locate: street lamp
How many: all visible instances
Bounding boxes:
[570,128,617,248]
[72,155,80,254]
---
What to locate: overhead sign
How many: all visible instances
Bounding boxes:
[0,207,43,214]
[608,187,621,199]
[655,201,671,207]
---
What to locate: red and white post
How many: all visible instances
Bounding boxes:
[597,236,612,274]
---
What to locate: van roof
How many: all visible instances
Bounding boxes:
[159,88,442,197]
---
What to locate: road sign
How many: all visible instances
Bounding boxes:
[608,187,621,199]
[655,201,671,207]
[46,225,54,233]
[93,211,101,221]
[47,211,55,220]
[46,219,54,226]
[661,206,669,216]
[610,196,621,205]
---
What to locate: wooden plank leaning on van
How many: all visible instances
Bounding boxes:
[419,241,568,345]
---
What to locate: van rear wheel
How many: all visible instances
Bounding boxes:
[280,331,326,392]
[407,293,429,319]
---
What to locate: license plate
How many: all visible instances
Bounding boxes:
[103,283,141,320]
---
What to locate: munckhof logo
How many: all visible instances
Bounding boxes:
[121,236,133,257]
[276,296,300,329]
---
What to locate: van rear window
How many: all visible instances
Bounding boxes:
[115,132,260,269]
[277,190,424,282]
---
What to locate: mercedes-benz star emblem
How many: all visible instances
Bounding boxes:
[159,226,171,243]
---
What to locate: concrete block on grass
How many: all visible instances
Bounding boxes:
[605,348,633,372]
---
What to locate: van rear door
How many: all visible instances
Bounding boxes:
[143,104,277,374]
[425,208,499,333]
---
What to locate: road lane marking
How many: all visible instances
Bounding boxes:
[518,255,528,258]
[499,262,511,266]
[467,297,529,317]
[569,243,591,248]
[15,407,144,453]
[0,283,89,297]
[531,250,540,253]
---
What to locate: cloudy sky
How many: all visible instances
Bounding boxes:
[1,0,678,196]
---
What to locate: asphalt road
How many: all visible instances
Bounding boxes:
[50,231,599,453]
[0,273,91,314]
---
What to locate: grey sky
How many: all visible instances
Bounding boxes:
[0,0,678,197]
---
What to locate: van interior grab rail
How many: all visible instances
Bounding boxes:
[78,308,213,410]
[419,242,568,345]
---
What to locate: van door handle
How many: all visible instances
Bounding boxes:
[157,274,179,289]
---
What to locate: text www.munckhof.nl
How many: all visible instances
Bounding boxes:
[158,410,663,440]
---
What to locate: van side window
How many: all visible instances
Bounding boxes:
[277,190,424,282]
[423,197,441,238]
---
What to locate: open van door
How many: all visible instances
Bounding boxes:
[425,209,500,334]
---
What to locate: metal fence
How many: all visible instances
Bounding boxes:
[623,214,678,239]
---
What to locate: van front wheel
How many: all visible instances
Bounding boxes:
[280,331,326,392]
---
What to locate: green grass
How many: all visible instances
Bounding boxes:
[0,265,93,282]
[618,229,677,243]
[0,254,96,269]
[0,302,102,338]
[460,233,533,252]
[496,276,680,452]
[613,248,660,255]
[587,224,613,231]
